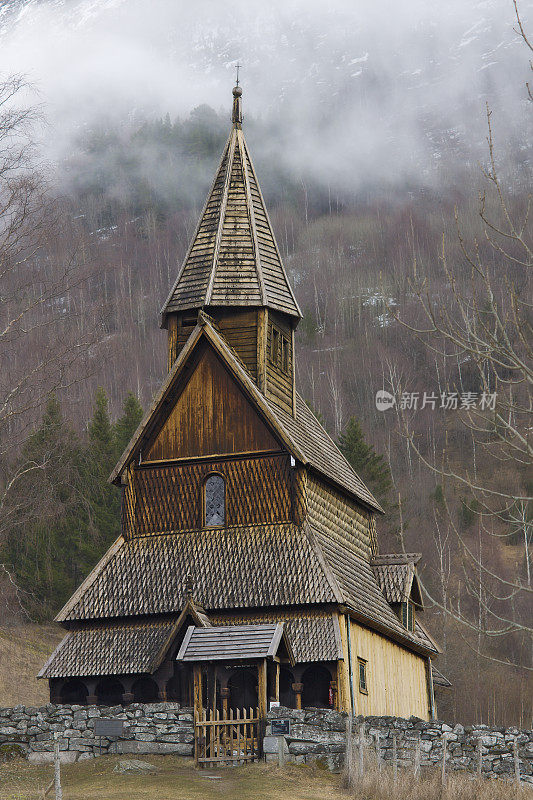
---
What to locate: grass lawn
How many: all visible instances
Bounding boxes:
[0,755,346,800]
[0,624,64,707]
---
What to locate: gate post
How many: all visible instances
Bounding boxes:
[193,664,203,767]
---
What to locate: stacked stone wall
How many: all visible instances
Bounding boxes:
[265,708,533,782]
[1,703,531,784]
[0,703,193,764]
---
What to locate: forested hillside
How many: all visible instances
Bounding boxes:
[0,95,530,726]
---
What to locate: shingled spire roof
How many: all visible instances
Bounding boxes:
[161,85,301,324]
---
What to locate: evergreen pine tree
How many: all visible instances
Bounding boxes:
[338,417,393,506]
[86,387,120,547]
[114,392,143,457]
[3,396,90,617]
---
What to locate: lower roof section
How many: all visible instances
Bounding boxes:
[54,521,436,656]
[56,524,336,623]
[38,618,177,679]
[39,612,341,680]
[209,610,343,663]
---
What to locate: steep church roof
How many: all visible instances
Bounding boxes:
[53,522,436,656]
[161,86,301,324]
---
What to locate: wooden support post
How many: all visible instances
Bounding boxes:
[392,734,398,785]
[258,660,267,720]
[477,737,482,778]
[292,683,303,710]
[358,722,365,778]
[513,738,520,786]
[53,733,62,800]
[374,732,382,773]
[277,735,285,768]
[413,731,421,779]
[221,687,230,717]
[274,662,280,704]
[345,714,353,783]
[441,733,448,788]
[329,680,337,710]
[193,664,202,767]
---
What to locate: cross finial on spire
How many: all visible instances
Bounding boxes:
[232,69,243,125]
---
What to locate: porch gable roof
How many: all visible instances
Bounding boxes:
[176,623,295,665]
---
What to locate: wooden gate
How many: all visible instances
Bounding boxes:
[194,708,262,767]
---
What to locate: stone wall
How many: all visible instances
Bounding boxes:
[265,708,533,783]
[1,703,532,784]
[0,702,194,764]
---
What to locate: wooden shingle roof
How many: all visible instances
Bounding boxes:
[176,623,294,663]
[370,553,423,606]
[431,664,452,687]
[38,618,178,679]
[308,525,436,653]
[210,611,343,664]
[55,523,337,623]
[161,91,301,324]
[54,521,436,655]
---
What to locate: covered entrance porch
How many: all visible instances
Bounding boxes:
[176,622,294,766]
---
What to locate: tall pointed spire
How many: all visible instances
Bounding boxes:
[161,84,301,325]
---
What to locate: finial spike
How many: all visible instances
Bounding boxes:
[232,68,243,125]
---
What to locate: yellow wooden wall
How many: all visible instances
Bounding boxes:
[337,613,431,720]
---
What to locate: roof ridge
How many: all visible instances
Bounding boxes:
[237,128,267,305]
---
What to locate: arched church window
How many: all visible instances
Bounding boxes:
[204,474,225,527]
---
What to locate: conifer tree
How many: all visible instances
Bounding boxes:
[86,387,120,547]
[338,417,393,506]
[114,392,143,457]
[3,396,90,617]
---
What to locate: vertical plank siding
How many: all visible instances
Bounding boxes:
[265,311,294,414]
[147,346,280,461]
[211,309,258,380]
[344,615,431,720]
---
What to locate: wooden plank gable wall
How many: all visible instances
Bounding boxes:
[148,343,279,461]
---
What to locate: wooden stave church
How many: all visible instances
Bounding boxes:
[39,84,446,720]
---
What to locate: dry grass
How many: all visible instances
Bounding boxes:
[0,623,64,707]
[0,754,343,799]
[344,762,533,800]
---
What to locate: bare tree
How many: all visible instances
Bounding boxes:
[0,76,99,557]
[394,55,532,672]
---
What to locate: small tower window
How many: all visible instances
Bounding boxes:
[358,658,368,694]
[204,474,225,527]
[270,325,290,374]
[400,601,415,632]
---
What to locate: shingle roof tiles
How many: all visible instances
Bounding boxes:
[57,524,336,623]
[39,619,176,678]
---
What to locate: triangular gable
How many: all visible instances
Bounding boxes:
[146,343,281,461]
[109,316,306,484]
[109,315,381,512]
[371,554,424,608]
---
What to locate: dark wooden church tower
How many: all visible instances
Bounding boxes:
[40,85,443,722]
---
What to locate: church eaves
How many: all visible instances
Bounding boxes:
[161,85,301,324]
